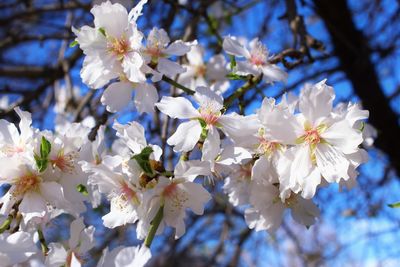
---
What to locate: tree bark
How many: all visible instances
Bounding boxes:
[313,0,400,176]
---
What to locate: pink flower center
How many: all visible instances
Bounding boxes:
[249,54,266,66]
[145,47,163,59]
[120,182,138,203]
[50,151,76,173]
[163,183,178,198]
[303,129,321,145]
[200,111,220,125]
[249,42,268,66]
[163,182,189,211]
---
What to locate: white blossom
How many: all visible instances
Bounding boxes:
[223,36,287,83]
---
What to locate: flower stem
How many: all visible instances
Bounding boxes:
[224,74,263,107]
[162,76,195,95]
[144,205,164,248]
[0,214,13,233]
[38,228,49,255]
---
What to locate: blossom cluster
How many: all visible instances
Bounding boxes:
[0,0,372,266]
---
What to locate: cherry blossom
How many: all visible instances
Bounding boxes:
[223,36,288,83]
[155,86,258,153]
[178,45,229,94]
[142,27,193,82]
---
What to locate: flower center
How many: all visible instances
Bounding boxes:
[249,54,266,66]
[13,173,41,196]
[303,129,321,145]
[258,137,279,156]
[200,111,220,125]
[145,46,165,64]
[296,123,327,146]
[199,102,221,126]
[194,65,207,78]
[50,150,77,174]
[108,37,130,59]
[1,145,25,156]
[249,42,268,66]
[163,182,189,211]
[120,181,139,205]
[163,182,178,198]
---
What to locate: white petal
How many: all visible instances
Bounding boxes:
[122,52,146,83]
[179,182,211,215]
[101,82,133,113]
[202,126,220,162]
[147,28,170,48]
[300,167,321,199]
[299,79,335,125]
[261,64,288,83]
[222,36,250,58]
[19,192,47,223]
[167,120,202,152]
[70,252,82,267]
[321,120,363,154]
[128,0,148,21]
[113,121,146,154]
[157,58,186,77]
[315,143,350,183]
[174,160,211,181]
[164,40,191,56]
[236,61,260,76]
[69,217,85,249]
[45,243,68,267]
[252,156,277,184]
[291,197,320,227]
[81,55,118,89]
[218,113,260,144]
[344,103,369,127]
[289,145,313,191]
[115,245,151,267]
[40,182,66,208]
[91,1,128,38]
[155,96,199,119]
[72,25,107,54]
[187,45,204,65]
[134,83,158,114]
[194,86,223,108]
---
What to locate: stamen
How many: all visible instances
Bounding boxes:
[163,183,189,211]
[194,65,207,78]
[13,173,41,196]
[249,41,268,66]
[108,37,130,59]
[50,150,77,174]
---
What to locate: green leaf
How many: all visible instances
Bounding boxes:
[229,55,236,70]
[388,202,400,208]
[34,136,51,172]
[40,136,51,158]
[34,153,48,173]
[98,27,106,37]
[132,147,155,177]
[69,40,78,48]
[76,184,89,196]
[226,72,247,80]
